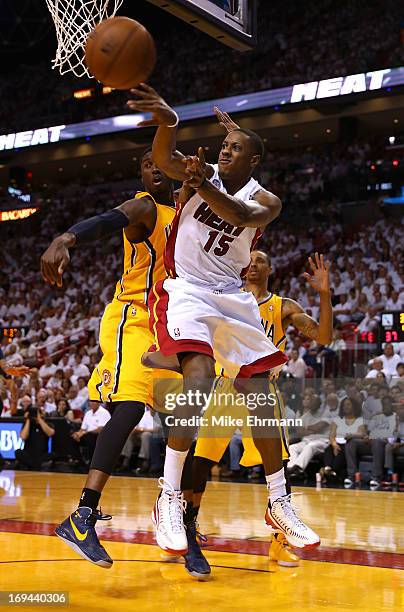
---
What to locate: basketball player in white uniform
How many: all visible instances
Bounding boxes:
[128,84,320,556]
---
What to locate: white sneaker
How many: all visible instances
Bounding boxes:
[265,494,320,549]
[344,477,353,488]
[151,478,188,555]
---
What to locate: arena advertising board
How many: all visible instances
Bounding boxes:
[0,421,24,459]
[0,66,401,152]
[0,207,39,222]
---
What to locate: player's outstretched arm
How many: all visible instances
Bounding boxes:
[40,196,157,287]
[185,147,281,227]
[127,84,214,182]
[282,254,333,345]
[127,83,186,181]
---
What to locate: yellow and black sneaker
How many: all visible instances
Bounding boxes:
[55,507,113,568]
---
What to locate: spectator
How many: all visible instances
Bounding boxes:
[15,394,33,417]
[362,383,383,423]
[72,355,90,380]
[50,398,74,422]
[44,328,65,354]
[46,368,65,389]
[67,386,86,412]
[3,344,23,367]
[287,394,330,479]
[322,393,339,419]
[333,293,353,324]
[36,388,56,415]
[321,397,365,483]
[71,401,111,463]
[39,357,57,380]
[391,362,404,385]
[346,396,397,488]
[369,343,401,378]
[76,377,89,407]
[366,358,387,379]
[15,405,55,470]
[384,404,404,480]
[284,349,306,379]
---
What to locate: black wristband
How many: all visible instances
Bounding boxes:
[67,209,129,246]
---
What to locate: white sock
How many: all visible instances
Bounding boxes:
[163,446,188,490]
[266,468,287,505]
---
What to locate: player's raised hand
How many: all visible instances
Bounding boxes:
[127,83,178,127]
[303,253,330,295]
[40,234,73,287]
[184,147,207,189]
[3,365,31,377]
[214,107,240,133]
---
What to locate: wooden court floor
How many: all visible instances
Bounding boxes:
[0,470,403,611]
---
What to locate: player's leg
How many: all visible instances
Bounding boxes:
[177,434,230,579]
[239,372,320,549]
[152,351,215,555]
[55,399,145,568]
[267,460,299,567]
[55,302,151,568]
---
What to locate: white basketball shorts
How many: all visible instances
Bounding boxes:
[146,277,287,379]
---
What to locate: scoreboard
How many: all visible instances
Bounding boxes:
[380,311,404,345]
[145,0,257,50]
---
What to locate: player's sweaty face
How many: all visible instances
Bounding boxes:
[218,132,254,178]
[247,250,271,282]
[141,154,171,195]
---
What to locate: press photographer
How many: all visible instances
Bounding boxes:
[15,405,55,470]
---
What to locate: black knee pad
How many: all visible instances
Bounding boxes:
[90,401,145,475]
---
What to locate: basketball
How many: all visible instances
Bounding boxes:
[84,17,156,89]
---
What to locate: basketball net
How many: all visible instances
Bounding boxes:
[45,0,124,77]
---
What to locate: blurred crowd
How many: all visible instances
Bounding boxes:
[0,128,403,480]
[0,0,402,132]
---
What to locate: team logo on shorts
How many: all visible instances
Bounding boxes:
[174,328,181,337]
[102,369,112,385]
[131,307,137,316]
[212,179,221,188]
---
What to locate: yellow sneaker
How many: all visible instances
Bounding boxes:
[269,533,300,567]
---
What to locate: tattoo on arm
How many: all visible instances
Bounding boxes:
[293,313,320,339]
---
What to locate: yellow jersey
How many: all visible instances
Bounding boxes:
[257,292,286,353]
[113,191,175,306]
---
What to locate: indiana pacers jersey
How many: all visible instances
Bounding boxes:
[258,292,286,353]
[114,191,175,306]
[196,290,290,464]
[88,191,176,404]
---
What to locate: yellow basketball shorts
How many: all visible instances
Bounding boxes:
[194,377,290,466]
[88,299,153,404]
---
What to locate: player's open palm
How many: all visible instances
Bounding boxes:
[303,253,330,294]
[40,237,71,287]
[214,107,240,133]
[127,83,177,127]
[4,365,31,377]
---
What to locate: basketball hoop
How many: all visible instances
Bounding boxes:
[45,0,124,77]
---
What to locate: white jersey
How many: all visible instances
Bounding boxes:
[165,164,263,289]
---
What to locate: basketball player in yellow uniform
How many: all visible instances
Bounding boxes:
[40,149,177,568]
[180,249,332,577]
